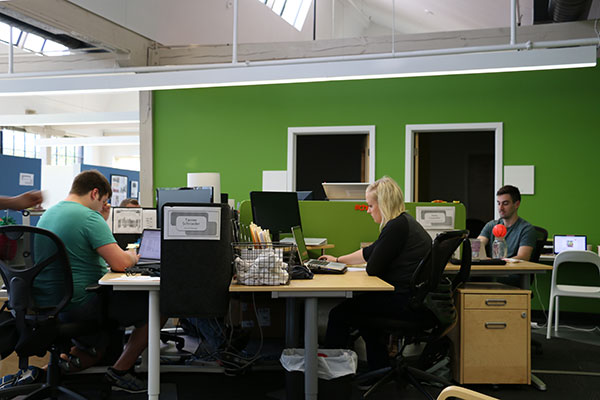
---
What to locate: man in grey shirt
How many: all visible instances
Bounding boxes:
[478,185,536,260]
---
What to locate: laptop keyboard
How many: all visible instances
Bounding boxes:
[308,260,329,266]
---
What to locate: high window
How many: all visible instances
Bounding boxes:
[258,0,312,31]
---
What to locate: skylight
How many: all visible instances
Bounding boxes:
[0,21,70,56]
[259,0,312,31]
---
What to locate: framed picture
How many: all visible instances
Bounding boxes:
[131,180,139,199]
[110,174,128,207]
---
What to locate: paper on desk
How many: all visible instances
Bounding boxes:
[347,267,366,272]
[504,258,523,263]
[109,275,159,282]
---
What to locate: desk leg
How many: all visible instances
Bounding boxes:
[285,298,299,348]
[304,297,318,400]
[148,291,160,400]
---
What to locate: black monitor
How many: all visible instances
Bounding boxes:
[156,187,213,228]
[250,191,302,242]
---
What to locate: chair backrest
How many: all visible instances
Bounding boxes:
[551,250,600,286]
[410,230,471,327]
[530,226,549,263]
[0,225,73,367]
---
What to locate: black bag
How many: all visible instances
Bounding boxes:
[0,309,17,359]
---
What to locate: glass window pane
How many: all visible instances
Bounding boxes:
[23,33,46,52]
[43,40,69,56]
[272,0,286,14]
[294,0,312,30]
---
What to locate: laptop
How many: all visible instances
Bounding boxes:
[137,229,161,265]
[553,235,587,254]
[291,226,347,274]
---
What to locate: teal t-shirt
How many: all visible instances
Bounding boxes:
[35,201,116,308]
[480,217,536,258]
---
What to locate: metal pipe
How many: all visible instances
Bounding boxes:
[510,0,516,45]
[232,0,238,64]
[8,25,13,74]
[392,0,396,55]
[0,37,598,80]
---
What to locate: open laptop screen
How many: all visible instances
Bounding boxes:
[138,229,161,260]
[291,226,310,264]
[553,235,587,254]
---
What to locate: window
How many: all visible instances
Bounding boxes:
[1,129,40,159]
[258,0,312,30]
[0,21,69,56]
[49,144,83,166]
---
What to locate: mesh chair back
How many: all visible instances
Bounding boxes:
[0,225,73,364]
[411,230,471,329]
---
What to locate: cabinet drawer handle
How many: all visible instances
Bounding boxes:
[485,299,507,306]
[485,322,507,329]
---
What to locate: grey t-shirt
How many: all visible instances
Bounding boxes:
[479,217,536,258]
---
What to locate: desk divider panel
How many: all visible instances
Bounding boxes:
[160,203,233,318]
[239,200,466,257]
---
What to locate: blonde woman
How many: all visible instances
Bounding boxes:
[319,176,431,372]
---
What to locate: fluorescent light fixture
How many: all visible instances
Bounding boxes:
[0,111,138,126]
[36,135,139,147]
[0,46,595,96]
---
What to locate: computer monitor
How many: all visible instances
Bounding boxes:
[250,191,302,242]
[156,186,213,228]
[553,235,587,254]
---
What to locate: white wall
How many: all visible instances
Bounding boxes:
[84,145,140,170]
[41,164,81,208]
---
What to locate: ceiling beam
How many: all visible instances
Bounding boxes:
[0,0,156,67]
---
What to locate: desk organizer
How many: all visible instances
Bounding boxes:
[232,242,294,285]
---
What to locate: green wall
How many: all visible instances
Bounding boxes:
[153,61,600,313]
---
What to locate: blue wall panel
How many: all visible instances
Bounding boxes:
[81,164,140,203]
[0,154,42,224]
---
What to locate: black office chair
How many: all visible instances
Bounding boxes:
[465,218,485,239]
[355,230,472,400]
[530,226,549,264]
[0,225,98,400]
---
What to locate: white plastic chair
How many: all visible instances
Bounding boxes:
[437,386,499,400]
[546,250,600,339]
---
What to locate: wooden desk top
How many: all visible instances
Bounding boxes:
[229,270,394,293]
[99,272,160,289]
[444,260,552,272]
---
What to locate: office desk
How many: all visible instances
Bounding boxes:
[230,271,394,400]
[444,260,552,289]
[99,273,161,400]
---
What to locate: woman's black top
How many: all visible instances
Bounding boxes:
[362,212,431,293]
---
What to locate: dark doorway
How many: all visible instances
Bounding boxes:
[416,131,494,224]
[296,134,367,200]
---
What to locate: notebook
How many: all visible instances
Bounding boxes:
[137,229,161,265]
[291,226,347,274]
[553,235,587,254]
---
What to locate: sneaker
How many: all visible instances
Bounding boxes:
[0,366,41,389]
[104,367,147,394]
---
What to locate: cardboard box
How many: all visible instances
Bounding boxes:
[229,293,286,339]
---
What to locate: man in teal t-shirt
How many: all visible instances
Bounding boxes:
[478,185,536,260]
[35,170,149,393]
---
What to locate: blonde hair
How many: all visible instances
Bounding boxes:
[366,176,405,229]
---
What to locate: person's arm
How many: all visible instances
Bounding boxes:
[0,191,43,210]
[477,235,489,248]
[100,202,111,221]
[318,248,365,265]
[513,245,533,261]
[96,243,139,272]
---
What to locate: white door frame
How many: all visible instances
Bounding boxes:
[287,125,376,191]
[405,122,503,218]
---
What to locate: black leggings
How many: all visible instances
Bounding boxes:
[324,292,413,371]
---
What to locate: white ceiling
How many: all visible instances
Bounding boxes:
[0,0,591,139]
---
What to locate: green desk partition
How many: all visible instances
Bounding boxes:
[239,200,466,257]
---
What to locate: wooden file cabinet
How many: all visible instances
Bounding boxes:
[450,282,531,385]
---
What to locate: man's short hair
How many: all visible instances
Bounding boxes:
[70,170,112,198]
[496,185,521,203]
[120,198,140,207]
